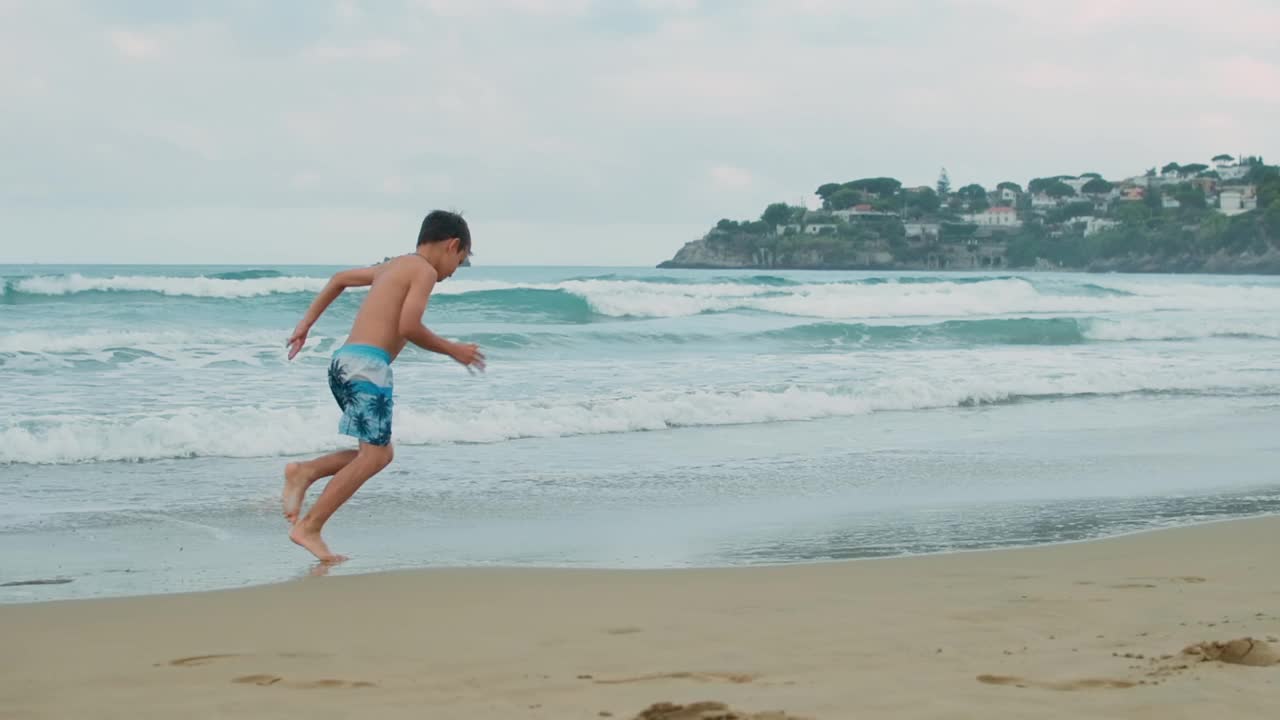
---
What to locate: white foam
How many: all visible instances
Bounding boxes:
[0,329,288,354]
[13,274,1280,321]
[3,367,1270,465]
[573,278,1280,320]
[1083,316,1280,342]
[14,273,331,298]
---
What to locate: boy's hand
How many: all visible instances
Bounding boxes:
[449,342,486,372]
[286,324,310,361]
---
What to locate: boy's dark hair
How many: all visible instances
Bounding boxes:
[417,210,471,252]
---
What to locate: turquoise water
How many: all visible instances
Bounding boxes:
[3,265,1280,602]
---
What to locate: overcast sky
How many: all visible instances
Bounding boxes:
[2,0,1277,266]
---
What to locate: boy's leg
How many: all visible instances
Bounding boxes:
[289,441,393,563]
[282,450,358,524]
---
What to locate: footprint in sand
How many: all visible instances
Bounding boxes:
[166,652,376,689]
[631,701,808,720]
[593,671,756,685]
[166,651,325,667]
[167,654,243,667]
[232,675,377,689]
[977,674,1136,691]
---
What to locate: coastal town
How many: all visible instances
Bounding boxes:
[661,155,1280,273]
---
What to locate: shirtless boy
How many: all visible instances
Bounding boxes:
[281,210,484,563]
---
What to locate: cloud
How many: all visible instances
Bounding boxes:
[709,165,754,191]
[1,0,1277,265]
[107,28,162,59]
[410,0,593,18]
[1207,56,1280,103]
[303,38,409,62]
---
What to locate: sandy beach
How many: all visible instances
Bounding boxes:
[3,516,1278,719]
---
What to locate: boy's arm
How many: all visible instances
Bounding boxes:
[286,266,377,360]
[399,267,486,370]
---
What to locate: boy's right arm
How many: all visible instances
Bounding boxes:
[286,266,378,360]
[399,265,486,371]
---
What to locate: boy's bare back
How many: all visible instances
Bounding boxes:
[345,255,437,361]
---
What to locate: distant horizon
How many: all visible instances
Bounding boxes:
[4,2,1276,267]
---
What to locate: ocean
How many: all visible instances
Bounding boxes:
[2,264,1279,603]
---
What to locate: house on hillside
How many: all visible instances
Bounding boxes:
[803,223,839,234]
[1162,196,1182,210]
[831,204,894,220]
[1031,193,1058,210]
[1083,217,1121,236]
[1215,157,1251,181]
[1218,185,1259,216]
[962,206,1022,228]
[1219,190,1246,215]
[905,222,941,240]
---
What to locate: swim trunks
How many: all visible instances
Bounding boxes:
[327,344,394,446]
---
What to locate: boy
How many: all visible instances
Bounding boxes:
[281,210,484,564]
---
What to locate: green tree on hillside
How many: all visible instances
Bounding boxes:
[1044,180,1077,198]
[1212,154,1234,163]
[829,187,862,210]
[997,181,1023,194]
[815,183,843,206]
[1082,178,1114,195]
[761,203,794,227]
[1173,185,1207,209]
[903,187,941,217]
[845,177,902,197]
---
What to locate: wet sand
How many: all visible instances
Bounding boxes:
[2,516,1278,719]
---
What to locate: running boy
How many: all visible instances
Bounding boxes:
[281,210,484,564]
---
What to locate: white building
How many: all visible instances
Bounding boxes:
[1162,196,1182,210]
[904,222,941,239]
[803,223,838,234]
[831,207,894,220]
[1215,157,1250,181]
[1031,193,1058,209]
[999,188,1020,203]
[963,207,1022,227]
[1083,217,1121,236]
[1219,190,1245,215]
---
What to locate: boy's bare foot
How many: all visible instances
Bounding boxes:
[289,523,347,565]
[282,463,311,525]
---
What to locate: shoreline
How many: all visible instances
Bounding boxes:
[5,510,1277,607]
[4,514,1278,718]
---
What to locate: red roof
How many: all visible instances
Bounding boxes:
[988,206,1015,213]
[854,204,873,211]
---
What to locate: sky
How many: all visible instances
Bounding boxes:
[1,0,1278,266]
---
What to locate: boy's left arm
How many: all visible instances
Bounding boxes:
[286,266,377,360]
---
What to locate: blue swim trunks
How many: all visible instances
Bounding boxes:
[327,344,394,446]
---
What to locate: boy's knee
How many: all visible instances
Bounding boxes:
[362,443,394,468]
[376,443,394,467]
